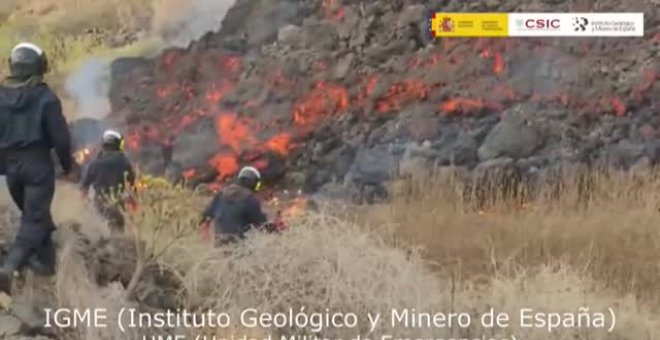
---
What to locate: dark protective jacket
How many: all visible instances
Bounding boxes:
[0,79,72,173]
[0,77,72,278]
[80,149,136,199]
[202,183,268,240]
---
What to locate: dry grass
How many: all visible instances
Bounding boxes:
[163,212,660,339]
[0,0,158,77]
[359,167,660,308]
[0,1,18,21]
[8,0,152,32]
[39,168,660,339]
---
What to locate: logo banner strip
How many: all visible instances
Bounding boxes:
[508,13,644,37]
[430,13,644,37]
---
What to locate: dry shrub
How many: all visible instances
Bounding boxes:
[52,182,108,238]
[122,181,205,256]
[166,212,446,338]
[50,183,138,339]
[55,232,139,339]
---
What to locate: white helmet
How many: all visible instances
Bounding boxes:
[237,166,261,180]
[9,42,48,78]
[237,166,262,191]
[102,129,124,149]
[11,42,44,56]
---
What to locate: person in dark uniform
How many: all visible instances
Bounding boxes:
[200,166,268,246]
[0,42,74,293]
[80,129,136,232]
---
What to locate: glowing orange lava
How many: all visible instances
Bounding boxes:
[208,153,239,179]
[215,113,256,153]
[266,133,292,156]
[377,79,429,112]
[293,81,349,125]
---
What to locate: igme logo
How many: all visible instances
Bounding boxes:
[573,17,589,31]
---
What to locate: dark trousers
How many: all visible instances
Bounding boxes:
[4,160,56,271]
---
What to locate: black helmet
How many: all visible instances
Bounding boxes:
[237,166,262,191]
[8,42,49,79]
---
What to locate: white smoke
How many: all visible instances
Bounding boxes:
[64,58,111,120]
[152,0,238,48]
[64,0,238,120]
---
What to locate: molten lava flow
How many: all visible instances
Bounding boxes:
[408,53,443,69]
[365,76,379,97]
[480,48,505,75]
[182,169,197,180]
[606,96,626,116]
[293,81,349,126]
[265,133,292,156]
[354,75,380,106]
[205,81,234,104]
[267,71,295,87]
[161,50,181,69]
[119,30,659,192]
[220,55,242,75]
[634,69,658,95]
[208,153,239,179]
[493,52,504,75]
[215,113,256,153]
[157,85,176,98]
[439,98,501,115]
[376,79,429,113]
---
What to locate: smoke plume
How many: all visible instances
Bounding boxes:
[151,0,237,48]
[65,0,238,123]
[64,58,111,120]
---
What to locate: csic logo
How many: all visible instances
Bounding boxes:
[441,17,454,32]
[573,17,589,31]
[525,18,560,29]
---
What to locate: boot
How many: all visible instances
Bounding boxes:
[27,256,55,277]
[0,246,30,294]
[0,266,13,295]
[27,240,56,277]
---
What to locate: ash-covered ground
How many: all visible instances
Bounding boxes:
[105,0,659,201]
